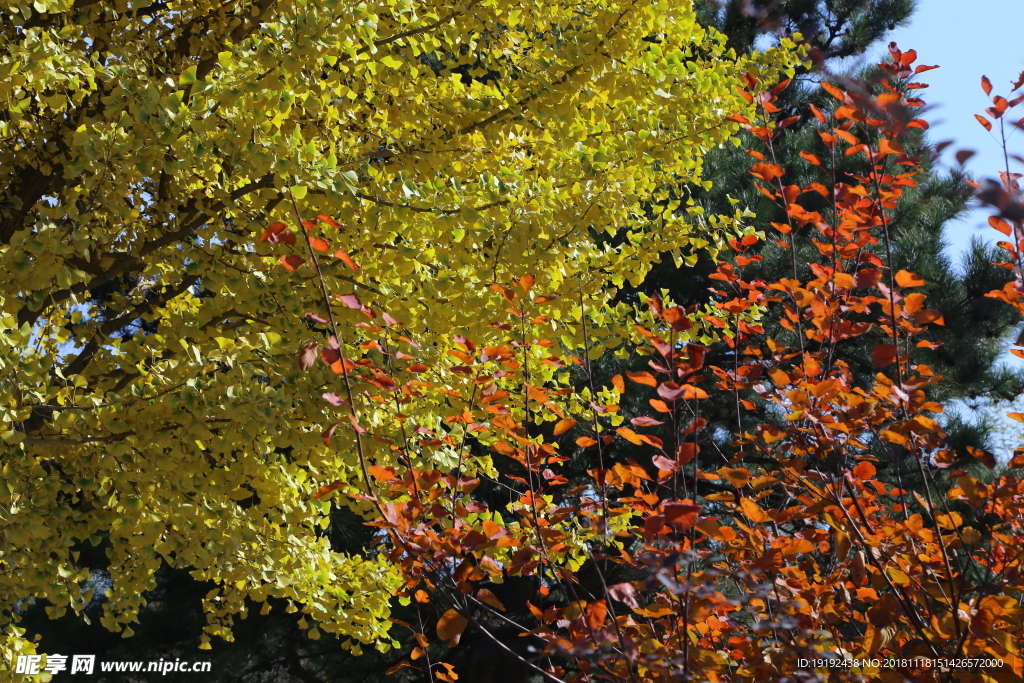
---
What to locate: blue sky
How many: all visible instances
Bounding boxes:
[866,0,1024,262]
[837,0,1024,451]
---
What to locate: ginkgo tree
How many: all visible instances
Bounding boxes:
[0,0,801,669]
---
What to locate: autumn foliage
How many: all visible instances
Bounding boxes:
[244,44,1024,683]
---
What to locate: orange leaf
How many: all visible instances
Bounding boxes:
[739,497,767,523]
[554,419,578,435]
[576,436,597,447]
[852,461,876,479]
[627,371,658,386]
[280,255,305,271]
[649,399,671,413]
[833,128,859,145]
[989,216,1013,236]
[894,270,926,288]
[967,445,996,469]
[585,600,608,631]
[750,162,784,182]
[317,214,344,229]
[476,589,506,611]
[975,114,993,131]
[334,248,361,271]
[718,467,751,488]
[519,273,535,291]
[878,137,904,155]
[982,75,993,96]
[912,309,944,325]
[308,236,329,252]
[611,374,625,394]
[820,82,847,101]
[799,151,821,166]
[615,427,644,445]
[436,610,468,642]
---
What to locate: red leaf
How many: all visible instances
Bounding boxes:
[872,344,898,368]
[771,78,792,95]
[982,75,993,96]
[585,600,608,631]
[280,255,305,271]
[663,503,701,530]
[677,443,698,464]
[914,64,939,74]
[259,222,287,242]
[265,229,296,245]
[408,363,428,373]
[630,416,664,426]
[321,423,341,447]
[305,313,329,324]
[955,149,976,165]
[322,392,344,406]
